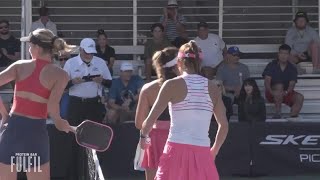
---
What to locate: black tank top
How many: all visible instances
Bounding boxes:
[158,107,170,121]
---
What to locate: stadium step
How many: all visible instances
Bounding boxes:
[232,102,320,115]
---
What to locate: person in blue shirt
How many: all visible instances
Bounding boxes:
[107,62,144,124]
[262,44,304,119]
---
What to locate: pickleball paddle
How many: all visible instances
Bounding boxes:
[71,120,113,152]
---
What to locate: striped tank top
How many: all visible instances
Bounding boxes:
[168,72,213,147]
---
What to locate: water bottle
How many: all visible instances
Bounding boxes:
[239,72,243,85]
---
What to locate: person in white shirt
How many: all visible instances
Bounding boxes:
[63,38,112,179]
[30,6,57,35]
[194,22,226,80]
[63,38,112,124]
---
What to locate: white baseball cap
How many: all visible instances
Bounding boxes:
[120,62,134,71]
[167,0,178,8]
[80,38,97,54]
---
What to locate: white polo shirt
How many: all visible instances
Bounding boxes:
[30,19,57,35]
[63,55,112,98]
[194,33,225,68]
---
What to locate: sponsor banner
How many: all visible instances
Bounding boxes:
[253,122,320,176]
[210,123,251,176]
[11,153,42,173]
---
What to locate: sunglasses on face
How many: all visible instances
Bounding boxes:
[0,26,8,29]
[59,58,68,61]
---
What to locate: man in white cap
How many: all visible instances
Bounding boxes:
[63,37,112,179]
[107,61,144,124]
[160,0,186,42]
[63,37,112,125]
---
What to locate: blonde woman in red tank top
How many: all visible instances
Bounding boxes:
[0,29,74,180]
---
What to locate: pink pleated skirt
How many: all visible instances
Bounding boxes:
[141,121,169,169]
[155,141,219,180]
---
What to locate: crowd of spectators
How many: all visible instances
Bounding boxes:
[0,2,319,126]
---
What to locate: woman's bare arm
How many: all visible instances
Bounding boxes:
[0,62,18,87]
[141,80,174,136]
[209,81,229,156]
[47,69,71,132]
[0,96,9,126]
[135,84,151,130]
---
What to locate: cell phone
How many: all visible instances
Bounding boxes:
[88,74,101,79]
[82,74,101,81]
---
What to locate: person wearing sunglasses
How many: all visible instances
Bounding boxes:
[0,19,20,68]
[216,46,250,104]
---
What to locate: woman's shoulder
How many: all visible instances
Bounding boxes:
[106,45,115,51]
[141,79,161,93]
[15,59,33,65]
[46,63,68,78]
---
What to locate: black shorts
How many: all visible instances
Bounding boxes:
[0,114,49,167]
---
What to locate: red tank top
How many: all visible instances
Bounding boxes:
[11,59,51,119]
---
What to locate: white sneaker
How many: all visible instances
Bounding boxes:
[286,116,301,121]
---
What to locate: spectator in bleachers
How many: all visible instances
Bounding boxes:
[216,46,250,103]
[262,44,304,119]
[144,23,172,82]
[172,23,189,48]
[0,19,20,67]
[30,6,57,35]
[96,29,116,75]
[285,11,320,73]
[160,0,186,42]
[238,78,266,122]
[107,62,144,124]
[213,80,233,121]
[194,21,226,80]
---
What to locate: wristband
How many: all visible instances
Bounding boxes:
[140,131,148,138]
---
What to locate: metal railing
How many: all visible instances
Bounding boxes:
[0,0,319,55]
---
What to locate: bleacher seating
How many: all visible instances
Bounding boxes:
[0,0,319,122]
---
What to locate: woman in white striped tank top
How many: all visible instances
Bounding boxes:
[140,41,229,180]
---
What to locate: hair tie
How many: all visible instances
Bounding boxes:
[51,36,58,44]
[178,52,203,60]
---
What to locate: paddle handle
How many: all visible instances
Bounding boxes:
[70,126,77,133]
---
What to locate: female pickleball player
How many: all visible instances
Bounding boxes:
[0,28,73,180]
[135,47,179,180]
[140,41,229,180]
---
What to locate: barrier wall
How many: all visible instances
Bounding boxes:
[47,122,320,179]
